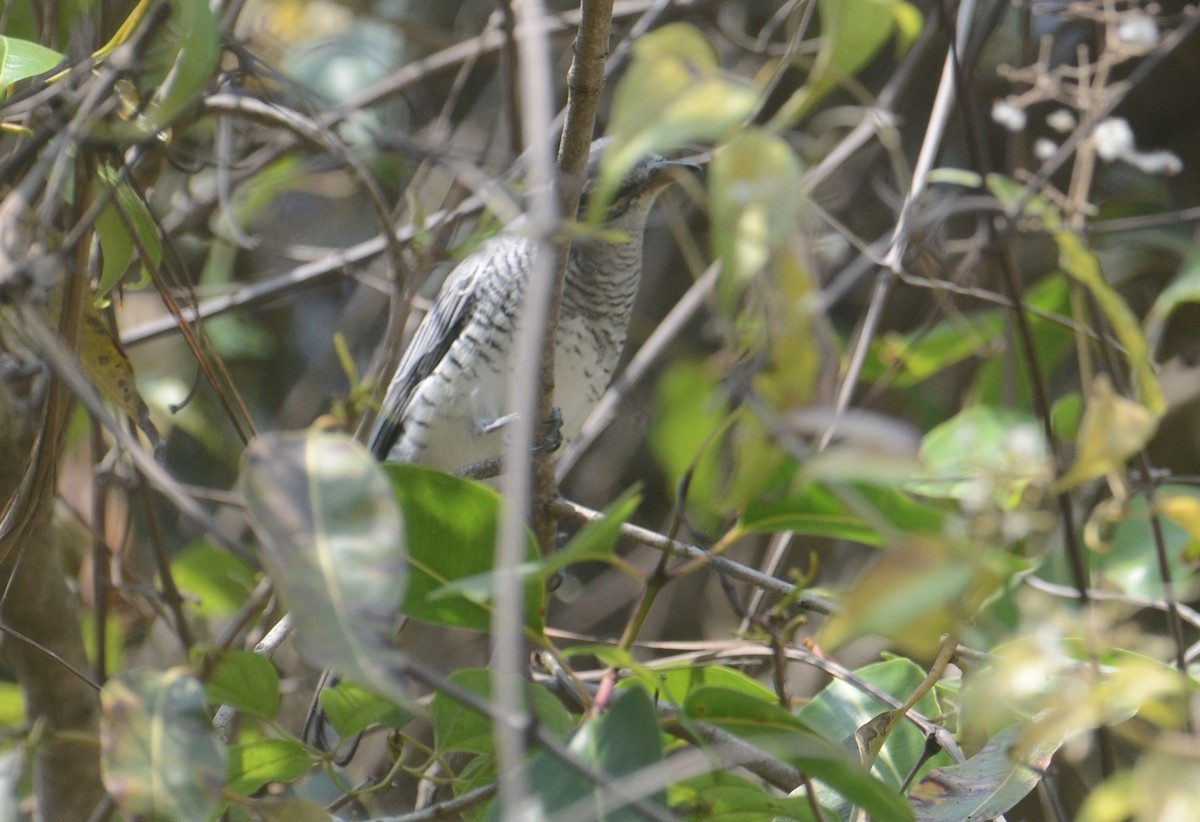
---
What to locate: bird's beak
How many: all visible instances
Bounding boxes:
[649,158,701,189]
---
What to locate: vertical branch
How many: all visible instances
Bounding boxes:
[532,0,617,553]
[495,0,560,816]
[0,254,105,819]
[494,2,615,815]
[495,0,524,152]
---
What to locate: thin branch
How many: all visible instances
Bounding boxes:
[548,497,838,615]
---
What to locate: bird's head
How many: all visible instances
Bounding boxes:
[578,138,698,226]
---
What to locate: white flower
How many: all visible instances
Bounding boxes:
[1126,150,1183,176]
[1116,13,1159,46]
[1093,118,1135,162]
[992,100,1027,132]
[1092,117,1182,175]
[1034,138,1058,160]
[1046,109,1076,133]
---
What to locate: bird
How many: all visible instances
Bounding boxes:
[368,140,694,473]
[303,140,692,757]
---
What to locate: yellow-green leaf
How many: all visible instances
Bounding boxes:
[601,23,757,214]
[1054,375,1158,493]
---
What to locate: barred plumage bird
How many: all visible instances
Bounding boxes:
[369,142,693,471]
[304,142,691,756]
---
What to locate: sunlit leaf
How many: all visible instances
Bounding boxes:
[227,739,316,797]
[0,683,24,728]
[240,429,410,707]
[318,679,412,737]
[198,647,280,721]
[915,406,1051,506]
[602,23,758,212]
[709,132,822,413]
[770,0,920,127]
[820,538,1025,656]
[1054,375,1158,492]
[629,663,777,707]
[0,36,62,91]
[710,131,805,288]
[100,668,226,821]
[171,541,259,618]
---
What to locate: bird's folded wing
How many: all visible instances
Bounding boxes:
[368,260,483,459]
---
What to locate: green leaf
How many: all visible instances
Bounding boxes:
[1053,375,1158,492]
[431,669,574,758]
[819,537,1025,656]
[988,174,1164,415]
[626,664,778,708]
[227,739,316,797]
[864,313,1007,388]
[798,659,948,794]
[741,479,945,546]
[240,430,410,708]
[909,723,1063,821]
[94,163,161,296]
[602,23,758,214]
[970,273,1075,408]
[427,480,632,607]
[171,540,259,618]
[0,36,62,91]
[548,485,642,574]
[670,770,828,821]
[770,0,919,127]
[103,0,220,137]
[1090,486,1200,599]
[710,130,805,289]
[683,686,912,821]
[100,668,227,821]
[914,405,1050,506]
[493,688,667,822]
[648,359,732,528]
[648,362,794,526]
[1146,248,1200,350]
[0,683,25,727]
[386,464,544,635]
[198,647,280,721]
[318,679,412,737]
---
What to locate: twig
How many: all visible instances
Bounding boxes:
[548,497,838,615]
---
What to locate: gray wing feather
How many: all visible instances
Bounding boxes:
[368,259,485,460]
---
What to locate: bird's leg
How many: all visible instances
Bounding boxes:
[535,405,564,454]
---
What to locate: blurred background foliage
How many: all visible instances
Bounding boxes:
[4,0,1200,818]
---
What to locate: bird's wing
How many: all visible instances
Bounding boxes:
[368,257,485,460]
